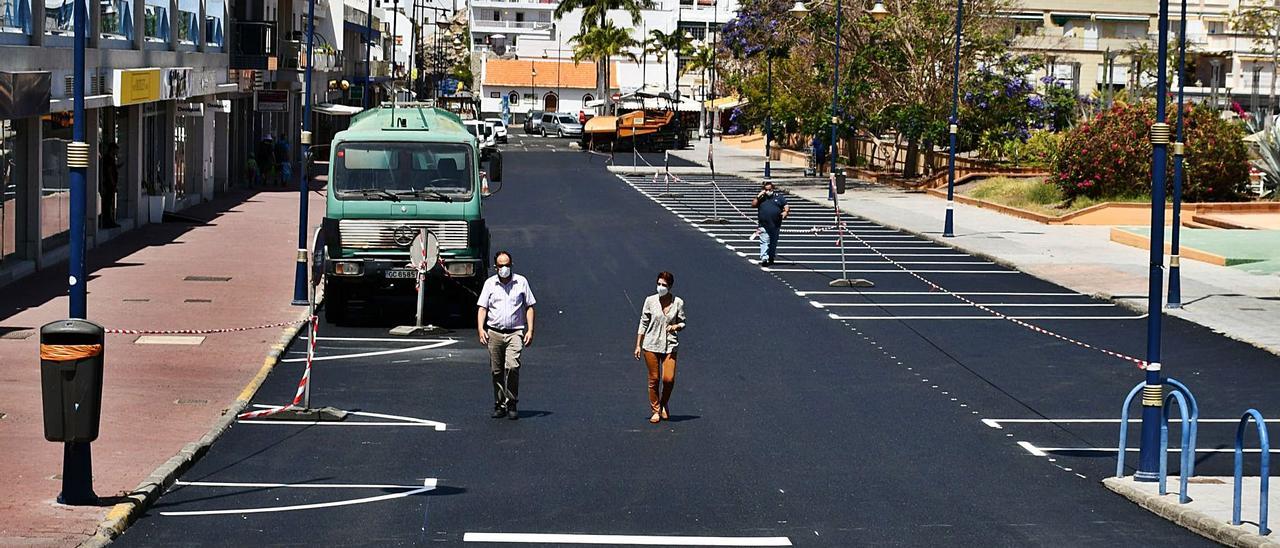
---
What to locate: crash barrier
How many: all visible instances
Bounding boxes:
[1115,378,1199,503]
[103,319,308,335]
[1233,409,1271,535]
[236,315,319,420]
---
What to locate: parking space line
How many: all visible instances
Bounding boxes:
[984,418,1280,429]
[281,340,458,363]
[1016,442,1280,456]
[753,260,993,265]
[829,314,1145,320]
[797,291,1079,296]
[239,405,447,430]
[176,481,426,489]
[818,303,1113,307]
[462,532,793,546]
[159,478,437,516]
[766,268,1016,274]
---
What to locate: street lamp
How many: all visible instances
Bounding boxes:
[1168,0,1189,308]
[790,0,878,288]
[292,0,321,305]
[531,63,538,112]
[943,0,963,237]
[1135,0,1174,483]
[764,48,774,180]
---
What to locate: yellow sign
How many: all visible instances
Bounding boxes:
[113,69,161,106]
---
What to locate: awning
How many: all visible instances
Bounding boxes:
[314,103,363,116]
[1095,14,1149,22]
[998,12,1044,21]
[1050,12,1091,25]
[703,96,747,111]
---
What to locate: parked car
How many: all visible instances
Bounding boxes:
[522,111,544,134]
[484,118,508,143]
[539,112,583,138]
[463,120,497,158]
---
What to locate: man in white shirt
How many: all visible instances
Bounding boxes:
[476,251,536,420]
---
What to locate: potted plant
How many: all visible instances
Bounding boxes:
[144,180,165,223]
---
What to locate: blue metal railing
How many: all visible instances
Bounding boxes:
[1116,378,1199,503]
[1233,409,1270,536]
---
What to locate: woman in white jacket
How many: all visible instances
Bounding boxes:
[633,271,687,424]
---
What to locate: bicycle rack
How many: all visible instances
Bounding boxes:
[1233,409,1270,536]
[1116,378,1199,504]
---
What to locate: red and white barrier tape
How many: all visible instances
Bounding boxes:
[236,315,319,420]
[827,217,1148,368]
[105,318,309,335]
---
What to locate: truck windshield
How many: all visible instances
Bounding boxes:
[333,142,473,200]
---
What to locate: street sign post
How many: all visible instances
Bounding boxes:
[391,229,448,336]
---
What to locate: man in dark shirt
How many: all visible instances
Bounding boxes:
[751,181,790,266]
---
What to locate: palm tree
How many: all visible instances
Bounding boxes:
[648,28,693,92]
[555,0,654,104]
[571,23,639,103]
[639,36,663,92]
[682,43,717,136]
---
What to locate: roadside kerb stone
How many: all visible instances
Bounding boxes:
[78,312,312,547]
[1105,476,1280,548]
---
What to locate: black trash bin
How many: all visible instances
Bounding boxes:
[834,169,847,194]
[40,320,105,443]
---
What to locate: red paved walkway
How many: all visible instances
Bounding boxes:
[0,188,322,546]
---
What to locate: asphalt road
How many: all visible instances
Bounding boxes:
[112,148,1277,546]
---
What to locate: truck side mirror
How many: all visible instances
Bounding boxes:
[489,151,503,183]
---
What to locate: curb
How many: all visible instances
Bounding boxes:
[77,309,313,547]
[1103,477,1280,548]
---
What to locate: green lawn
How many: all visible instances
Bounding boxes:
[960,176,1151,218]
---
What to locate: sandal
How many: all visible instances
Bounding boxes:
[649,412,661,424]
[660,407,669,420]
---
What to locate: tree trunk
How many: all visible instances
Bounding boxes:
[903,138,920,178]
[1271,49,1278,115]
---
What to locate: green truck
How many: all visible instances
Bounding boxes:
[316,104,503,324]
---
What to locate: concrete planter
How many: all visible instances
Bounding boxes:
[147,195,165,224]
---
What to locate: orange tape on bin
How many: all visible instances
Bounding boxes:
[41,344,103,362]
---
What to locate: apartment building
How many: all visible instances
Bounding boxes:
[1008,0,1279,116]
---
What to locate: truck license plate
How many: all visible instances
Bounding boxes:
[385,269,417,279]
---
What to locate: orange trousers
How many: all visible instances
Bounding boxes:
[642,350,678,413]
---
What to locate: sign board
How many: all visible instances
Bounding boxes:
[112,68,161,106]
[501,96,510,126]
[441,78,459,96]
[408,230,439,271]
[255,89,289,112]
[177,102,204,116]
[160,67,192,100]
[0,71,51,120]
[188,69,219,97]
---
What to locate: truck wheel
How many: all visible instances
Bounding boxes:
[323,283,347,325]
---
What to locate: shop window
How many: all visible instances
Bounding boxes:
[100,0,132,40]
[582,93,593,104]
[44,0,85,36]
[177,0,198,44]
[144,0,170,42]
[40,114,72,248]
[1,120,19,262]
[1,0,32,35]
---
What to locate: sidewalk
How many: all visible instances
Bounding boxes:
[1105,476,1280,548]
[671,139,1280,356]
[0,187,323,547]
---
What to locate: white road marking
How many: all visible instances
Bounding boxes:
[757,260,993,265]
[1018,441,1047,457]
[797,291,1079,297]
[239,404,447,430]
[764,268,1014,274]
[830,315,1145,320]
[985,418,1280,428]
[462,533,793,546]
[159,478,437,516]
[281,340,458,362]
[176,481,425,489]
[302,336,459,343]
[1030,446,1280,454]
[817,303,1113,308]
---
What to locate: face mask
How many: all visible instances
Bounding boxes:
[656,285,669,297]
[498,266,512,278]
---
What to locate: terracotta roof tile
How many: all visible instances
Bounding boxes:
[485,58,618,90]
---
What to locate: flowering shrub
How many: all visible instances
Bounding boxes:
[960,55,1082,162]
[1054,101,1249,201]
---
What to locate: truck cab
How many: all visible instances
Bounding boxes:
[317,105,502,324]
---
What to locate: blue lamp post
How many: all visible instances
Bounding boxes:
[69,0,89,318]
[1167,0,1189,308]
[764,51,772,181]
[943,0,962,238]
[1136,0,1173,482]
[292,0,319,305]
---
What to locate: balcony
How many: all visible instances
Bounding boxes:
[230,20,277,70]
[280,39,342,72]
[471,0,558,8]
[471,19,553,36]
